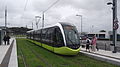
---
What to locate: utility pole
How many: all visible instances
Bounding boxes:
[32,22,33,29]
[26,25,27,28]
[76,14,83,43]
[35,16,41,29]
[112,0,118,53]
[5,7,7,30]
[76,15,82,35]
[42,12,44,28]
[107,0,118,53]
[92,25,94,33]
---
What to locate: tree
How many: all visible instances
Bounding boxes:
[7,27,32,35]
[99,30,106,32]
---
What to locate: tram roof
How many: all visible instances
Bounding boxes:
[27,22,75,33]
[59,22,75,26]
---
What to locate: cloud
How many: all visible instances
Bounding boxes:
[55,0,119,33]
[0,0,120,33]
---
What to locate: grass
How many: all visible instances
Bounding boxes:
[17,38,119,67]
[15,35,26,37]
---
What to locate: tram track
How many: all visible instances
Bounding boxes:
[18,47,28,67]
[17,39,49,67]
[24,41,52,67]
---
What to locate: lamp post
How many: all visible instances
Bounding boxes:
[76,14,83,43]
[35,16,41,29]
[107,0,118,53]
[32,22,33,29]
[5,7,7,33]
[42,12,44,28]
[76,14,82,36]
[92,25,94,33]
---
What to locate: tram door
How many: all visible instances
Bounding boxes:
[54,27,64,47]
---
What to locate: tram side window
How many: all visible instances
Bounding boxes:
[29,33,31,39]
[45,28,54,45]
[31,32,34,39]
[34,32,36,40]
[34,31,38,40]
[54,27,64,47]
[27,33,29,38]
[35,31,40,40]
[36,31,38,40]
[33,32,35,39]
[37,30,41,40]
[42,29,47,41]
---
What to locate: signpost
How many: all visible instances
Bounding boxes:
[113,18,119,30]
[107,0,119,53]
[112,0,118,53]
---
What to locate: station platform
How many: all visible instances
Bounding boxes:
[80,47,120,66]
[0,38,18,67]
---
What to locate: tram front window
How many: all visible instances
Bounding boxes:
[63,25,80,49]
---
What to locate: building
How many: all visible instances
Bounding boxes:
[0,26,6,30]
[87,32,109,39]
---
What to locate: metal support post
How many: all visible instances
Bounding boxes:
[112,0,117,53]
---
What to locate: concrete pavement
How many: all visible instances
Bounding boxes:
[80,47,120,66]
[0,38,18,67]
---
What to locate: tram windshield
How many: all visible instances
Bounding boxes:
[63,25,80,45]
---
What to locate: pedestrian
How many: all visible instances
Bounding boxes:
[85,37,91,52]
[91,35,97,52]
[6,35,10,45]
[3,35,7,45]
[96,43,99,51]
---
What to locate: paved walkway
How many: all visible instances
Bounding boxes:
[80,47,120,66]
[0,38,18,67]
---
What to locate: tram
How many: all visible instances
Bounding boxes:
[27,22,80,55]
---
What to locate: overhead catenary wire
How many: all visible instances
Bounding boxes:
[20,0,30,27]
[43,0,60,12]
[42,0,60,27]
[21,0,30,17]
[24,0,29,11]
[0,0,8,10]
[22,0,29,17]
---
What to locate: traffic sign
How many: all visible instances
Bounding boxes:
[113,22,119,30]
[113,18,119,30]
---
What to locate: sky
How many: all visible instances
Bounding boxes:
[0,0,120,33]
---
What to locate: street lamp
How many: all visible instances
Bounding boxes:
[76,14,83,43]
[32,22,33,29]
[35,16,41,29]
[107,0,119,53]
[5,6,7,34]
[42,12,44,28]
[107,2,112,5]
[76,14,82,35]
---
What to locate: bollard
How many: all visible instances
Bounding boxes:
[110,44,114,52]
